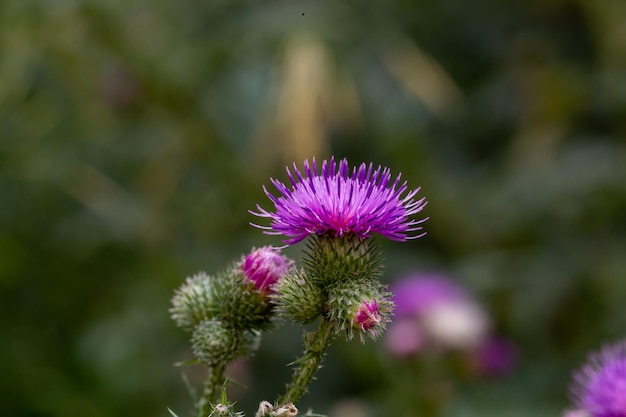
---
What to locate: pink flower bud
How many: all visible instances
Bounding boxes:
[242,246,292,291]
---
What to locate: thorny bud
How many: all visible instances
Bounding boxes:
[191,319,260,366]
[274,268,325,325]
[327,277,394,342]
[170,272,216,332]
[211,266,276,331]
[242,246,293,292]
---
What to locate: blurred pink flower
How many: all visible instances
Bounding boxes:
[385,318,424,357]
[386,273,490,354]
[392,273,468,318]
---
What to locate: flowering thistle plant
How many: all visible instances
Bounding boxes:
[169,157,428,417]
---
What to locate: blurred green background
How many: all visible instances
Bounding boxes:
[2,0,626,416]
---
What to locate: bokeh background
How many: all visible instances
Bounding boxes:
[2,0,626,416]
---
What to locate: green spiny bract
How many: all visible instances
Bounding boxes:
[170,272,217,332]
[273,268,326,325]
[303,234,383,287]
[326,277,394,342]
[191,319,261,366]
[212,264,276,331]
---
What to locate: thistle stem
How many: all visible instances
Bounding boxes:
[197,364,225,417]
[279,317,336,405]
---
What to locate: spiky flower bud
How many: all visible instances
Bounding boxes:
[327,277,393,342]
[242,246,293,292]
[170,266,276,332]
[191,319,260,366]
[210,266,277,331]
[170,272,216,332]
[274,268,325,324]
[305,234,382,286]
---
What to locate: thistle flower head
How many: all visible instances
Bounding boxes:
[250,157,428,245]
[242,246,293,291]
[570,340,626,417]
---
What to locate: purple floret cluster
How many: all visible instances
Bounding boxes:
[570,341,626,417]
[250,157,428,245]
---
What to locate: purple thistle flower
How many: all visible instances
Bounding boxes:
[241,246,293,292]
[570,340,626,417]
[250,157,428,245]
[354,299,381,332]
[385,318,424,357]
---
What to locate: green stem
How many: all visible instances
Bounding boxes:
[196,364,225,417]
[279,317,336,406]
